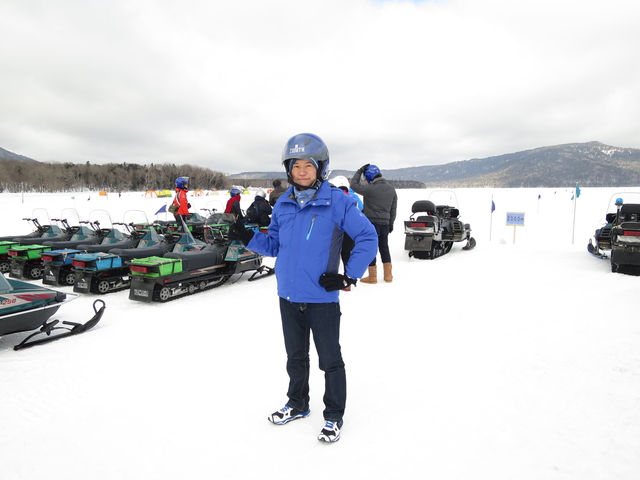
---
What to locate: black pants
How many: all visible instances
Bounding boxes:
[279,298,346,423]
[369,223,391,265]
[174,214,187,233]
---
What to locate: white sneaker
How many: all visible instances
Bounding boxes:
[317,420,343,442]
[268,404,310,425]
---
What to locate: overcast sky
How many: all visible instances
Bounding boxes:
[1,0,639,174]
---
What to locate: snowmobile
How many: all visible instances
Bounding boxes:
[71,216,197,295]
[7,210,91,280]
[0,272,105,351]
[42,211,130,287]
[0,208,61,243]
[155,212,209,242]
[128,213,273,303]
[0,209,68,273]
[13,208,80,246]
[588,193,640,273]
[77,210,158,254]
[404,191,476,260]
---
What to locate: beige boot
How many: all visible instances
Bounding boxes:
[360,265,378,284]
[383,262,393,283]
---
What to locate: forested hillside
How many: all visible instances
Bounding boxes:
[0,160,228,193]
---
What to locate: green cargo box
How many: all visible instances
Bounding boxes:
[9,244,52,259]
[0,241,20,254]
[130,256,183,277]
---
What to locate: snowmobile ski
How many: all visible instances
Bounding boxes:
[13,299,106,350]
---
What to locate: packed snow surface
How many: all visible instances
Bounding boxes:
[1,187,638,479]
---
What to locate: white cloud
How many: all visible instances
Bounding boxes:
[1,0,639,174]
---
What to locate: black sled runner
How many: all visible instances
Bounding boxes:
[0,273,105,350]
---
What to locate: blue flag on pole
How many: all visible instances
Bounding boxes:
[575,183,581,198]
[491,200,495,213]
[155,205,167,215]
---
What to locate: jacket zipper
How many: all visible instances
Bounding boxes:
[306,215,316,240]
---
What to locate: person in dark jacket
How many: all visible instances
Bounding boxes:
[337,185,356,290]
[246,189,272,226]
[172,176,191,232]
[228,133,377,443]
[269,179,286,206]
[350,164,397,283]
[224,188,243,220]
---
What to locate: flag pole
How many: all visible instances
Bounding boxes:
[572,183,579,244]
[490,195,494,241]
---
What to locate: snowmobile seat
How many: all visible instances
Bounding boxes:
[165,248,220,272]
[78,238,138,253]
[411,201,436,215]
[619,204,640,222]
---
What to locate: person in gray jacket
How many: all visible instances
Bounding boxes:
[350,164,397,283]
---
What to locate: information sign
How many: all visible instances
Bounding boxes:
[506,212,525,226]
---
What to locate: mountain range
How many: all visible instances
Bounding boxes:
[4,141,640,188]
[229,141,640,188]
[0,146,38,163]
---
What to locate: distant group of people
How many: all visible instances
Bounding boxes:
[172,133,397,445]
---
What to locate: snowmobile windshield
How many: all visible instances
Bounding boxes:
[206,212,235,226]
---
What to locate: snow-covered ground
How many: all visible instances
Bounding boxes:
[1,187,639,480]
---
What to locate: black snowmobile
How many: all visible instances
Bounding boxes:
[404,191,476,260]
[0,209,70,274]
[155,212,209,242]
[71,216,183,295]
[0,208,63,243]
[0,272,105,351]
[7,209,90,280]
[128,213,273,303]
[588,193,640,273]
[42,210,130,287]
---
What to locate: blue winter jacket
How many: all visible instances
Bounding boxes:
[247,180,378,303]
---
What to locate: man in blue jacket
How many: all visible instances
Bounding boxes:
[229,133,377,443]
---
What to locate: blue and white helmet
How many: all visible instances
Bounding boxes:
[281,133,330,183]
[175,176,189,189]
[230,188,241,197]
[364,165,381,183]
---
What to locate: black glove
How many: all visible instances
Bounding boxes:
[319,273,357,292]
[187,203,192,208]
[228,219,255,245]
[389,224,394,233]
[357,163,370,174]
